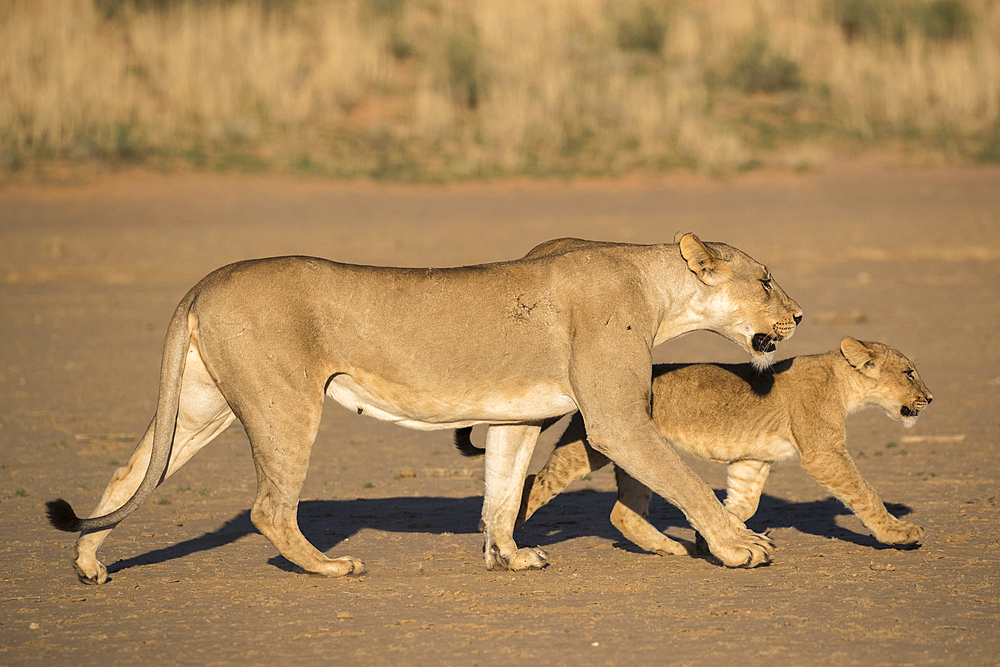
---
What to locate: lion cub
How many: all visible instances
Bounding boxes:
[458,338,932,555]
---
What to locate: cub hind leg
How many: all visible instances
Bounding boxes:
[609,470,687,556]
[516,414,608,527]
[519,413,686,556]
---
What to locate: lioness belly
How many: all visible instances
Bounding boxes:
[325,372,576,430]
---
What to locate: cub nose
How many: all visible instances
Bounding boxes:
[793,313,803,326]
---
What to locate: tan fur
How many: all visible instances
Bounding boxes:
[516,339,932,556]
[47,234,801,584]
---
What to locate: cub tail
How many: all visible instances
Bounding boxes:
[454,427,485,457]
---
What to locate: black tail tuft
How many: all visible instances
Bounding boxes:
[46,498,83,532]
[453,427,485,457]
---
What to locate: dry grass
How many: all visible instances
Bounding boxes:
[2,0,999,178]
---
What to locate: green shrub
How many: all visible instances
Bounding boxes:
[730,36,800,94]
[446,28,480,109]
[617,5,667,55]
[919,0,972,41]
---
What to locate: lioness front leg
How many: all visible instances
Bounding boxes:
[590,421,770,566]
[571,349,770,568]
[518,416,685,556]
[481,423,548,571]
[695,459,771,555]
[801,445,923,545]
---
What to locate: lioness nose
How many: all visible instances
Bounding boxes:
[926,394,933,404]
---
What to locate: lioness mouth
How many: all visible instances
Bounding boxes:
[752,333,777,354]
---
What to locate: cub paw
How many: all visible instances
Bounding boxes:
[650,537,688,557]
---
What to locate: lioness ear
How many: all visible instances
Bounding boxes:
[841,337,877,376]
[678,233,732,286]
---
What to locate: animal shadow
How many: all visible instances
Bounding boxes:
[104,490,917,576]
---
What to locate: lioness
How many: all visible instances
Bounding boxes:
[47,234,801,584]
[457,338,931,556]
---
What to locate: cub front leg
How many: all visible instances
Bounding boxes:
[481,423,548,571]
[723,459,771,523]
[801,443,923,545]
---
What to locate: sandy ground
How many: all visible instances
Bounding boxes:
[1,165,998,666]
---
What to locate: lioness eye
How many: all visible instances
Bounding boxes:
[761,279,772,294]
[904,369,915,379]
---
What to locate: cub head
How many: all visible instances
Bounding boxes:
[840,338,933,427]
[677,232,802,371]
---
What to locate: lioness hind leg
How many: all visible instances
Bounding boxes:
[74,350,236,584]
[72,422,156,584]
[243,407,364,578]
[610,469,687,556]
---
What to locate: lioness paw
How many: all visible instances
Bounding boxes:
[72,545,108,585]
[709,528,772,568]
[509,546,549,571]
[74,561,108,585]
[487,545,549,571]
[315,556,366,577]
[877,521,924,545]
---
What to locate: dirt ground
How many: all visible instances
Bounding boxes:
[1,164,998,666]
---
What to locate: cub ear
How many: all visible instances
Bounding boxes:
[677,233,732,286]
[841,337,877,376]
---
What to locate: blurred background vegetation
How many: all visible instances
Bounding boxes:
[2,0,999,180]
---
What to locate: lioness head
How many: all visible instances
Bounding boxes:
[677,233,802,370]
[840,337,933,427]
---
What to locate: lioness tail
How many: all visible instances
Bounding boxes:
[453,417,568,458]
[46,498,83,532]
[44,289,197,534]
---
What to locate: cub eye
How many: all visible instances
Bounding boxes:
[904,369,915,379]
